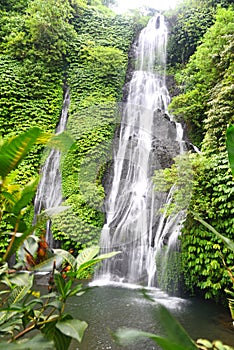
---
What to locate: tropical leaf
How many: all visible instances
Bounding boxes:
[4,207,69,262]
[113,328,193,350]
[41,315,72,350]
[0,191,17,206]
[193,212,234,252]
[0,311,18,327]
[8,272,33,287]
[114,305,197,350]
[53,249,76,270]
[11,178,39,215]
[37,206,70,221]
[47,132,74,153]
[56,319,88,343]
[157,305,197,349]
[0,263,8,276]
[226,124,234,176]
[66,283,83,297]
[0,316,21,334]
[0,127,42,180]
[7,274,34,305]
[31,255,63,272]
[75,246,100,270]
[77,251,121,273]
[0,334,54,350]
[46,300,63,312]
[54,271,66,298]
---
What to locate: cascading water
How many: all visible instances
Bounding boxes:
[34,87,70,247]
[98,14,188,286]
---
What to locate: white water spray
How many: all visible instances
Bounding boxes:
[34,88,70,247]
[97,15,188,287]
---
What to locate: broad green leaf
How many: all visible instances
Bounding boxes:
[37,206,70,221]
[75,246,100,270]
[4,207,69,262]
[7,217,27,233]
[196,339,213,348]
[113,328,193,350]
[31,255,63,272]
[226,124,234,176]
[56,319,88,343]
[22,309,35,329]
[53,249,76,270]
[8,272,33,286]
[18,235,39,262]
[0,311,18,326]
[47,132,74,153]
[41,315,72,350]
[8,274,34,305]
[193,212,234,252]
[0,334,54,349]
[63,279,72,296]
[54,271,66,297]
[212,340,234,350]
[3,222,44,262]
[0,127,42,180]
[0,263,8,276]
[66,283,83,297]
[0,191,17,205]
[77,251,121,273]
[46,300,63,311]
[12,178,38,215]
[40,292,58,299]
[157,305,197,349]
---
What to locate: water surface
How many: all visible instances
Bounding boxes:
[66,283,234,350]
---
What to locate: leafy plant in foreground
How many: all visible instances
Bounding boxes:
[0,127,120,349]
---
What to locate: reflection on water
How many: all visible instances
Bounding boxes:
[65,284,234,350]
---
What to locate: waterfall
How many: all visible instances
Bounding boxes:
[34,87,70,247]
[97,14,188,286]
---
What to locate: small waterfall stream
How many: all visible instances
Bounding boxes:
[34,87,70,247]
[97,14,188,286]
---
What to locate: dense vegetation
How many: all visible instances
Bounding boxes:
[162,0,234,301]
[0,0,139,255]
[1,0,234,306]
[52,6,138,252]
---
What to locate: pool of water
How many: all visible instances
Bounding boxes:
[65,281,234,350]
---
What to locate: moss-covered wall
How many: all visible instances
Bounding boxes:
[0,1,138,255]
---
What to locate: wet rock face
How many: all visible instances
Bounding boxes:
[122,36,139,103]
[166,75,181,98]
[150,111,180,171]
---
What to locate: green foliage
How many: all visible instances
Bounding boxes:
[154,153,194,216]
[181,153,234,300]
[154,150,234,301]
[0,247,119,349]
[226,124,234,176]
[51,6,136,252]
[156,249,184,295]
[166,1,215,66]
[0,127,120,349]
[0,0,29,12]
[0,0,137,254]
[169,6,234,147]
[25,0,79,64]
[0,56,63,136]
[164,1,234,304]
